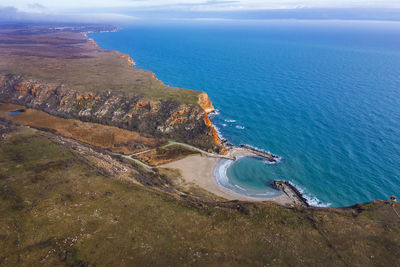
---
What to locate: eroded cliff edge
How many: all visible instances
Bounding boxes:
[0,25,221,151]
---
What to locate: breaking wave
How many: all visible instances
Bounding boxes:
[290,182,332,207]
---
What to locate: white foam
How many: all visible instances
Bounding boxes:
[236,125,245,130]
[225,119,236,123]
[214,159,234,187]
[290,182,332,207]
[214,157,283,199]
[242,143,283,163]
[212,124,226,141]
[234,184,247,191]
[262,159,278,165]
[222,123,227,127]
[241,143,269,153]
[208,109,219,119]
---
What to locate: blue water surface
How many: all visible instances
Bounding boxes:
[6,109,25,116]
[89,20,400,207]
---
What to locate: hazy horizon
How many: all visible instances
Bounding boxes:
[1,1,400,24]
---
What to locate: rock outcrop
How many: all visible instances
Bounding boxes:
[198,92,215,113]
[201,94,221,145]
[0,74,221,151]
[112,51,135,67]
[0,25,222,151]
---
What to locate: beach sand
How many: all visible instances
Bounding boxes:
[160,154,294,205]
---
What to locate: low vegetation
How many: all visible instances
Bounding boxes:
[136,145,199,166]
[0,103,164,155]
[0,25,199,104]
[1,122,399,266]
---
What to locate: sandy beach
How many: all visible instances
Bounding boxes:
[160,153,294,205]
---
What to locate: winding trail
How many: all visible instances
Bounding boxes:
[121,155,155,172]
[116,141,234,173]
[163,141,234,160]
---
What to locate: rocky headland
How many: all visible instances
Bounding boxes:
[0,24,399,266]
[0,25,221,151]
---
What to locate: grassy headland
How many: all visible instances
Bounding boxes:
[0,25,220,151]
[0,121,399,266]
[0,24,399,266]
[0,25,199,104]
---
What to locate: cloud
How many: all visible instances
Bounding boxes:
[28,3,46,10]
[1,1,400,23]
[0,5,137,23]
[0,6,27,21]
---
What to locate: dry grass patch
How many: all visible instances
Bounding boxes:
[0,103,164,154]
[136,145,199,166]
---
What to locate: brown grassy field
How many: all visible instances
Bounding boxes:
[0,122,399,266]
[0,25,199,104]
[0,103,164,154]
[136,145,200,166]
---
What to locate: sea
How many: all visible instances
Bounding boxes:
[89,20,400,207]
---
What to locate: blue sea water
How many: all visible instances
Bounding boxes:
[89,20,400,207]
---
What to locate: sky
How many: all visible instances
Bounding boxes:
[1,0,400,23]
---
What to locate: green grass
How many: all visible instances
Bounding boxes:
[0,126,400,266]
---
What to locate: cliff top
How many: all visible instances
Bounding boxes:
[0,25,200,104]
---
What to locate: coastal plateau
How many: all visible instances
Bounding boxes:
[0,25,399,266]
[0,25,221,151]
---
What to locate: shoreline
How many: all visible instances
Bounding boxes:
[86,28,307,206]
[160,154,294,205]
[86,28,308,206]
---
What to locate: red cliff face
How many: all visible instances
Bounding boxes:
[111,51,135,67]
[120,54,135,67]
[199,93,221,145]
[198,92,215,114]
[204,114,221,145]
[210,125,222,145]
[204,114,212,127]
[87,38,100,49]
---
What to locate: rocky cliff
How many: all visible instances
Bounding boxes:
[0,25,222,151]
[0,74,221,151]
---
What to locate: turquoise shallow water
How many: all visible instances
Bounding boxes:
[89,20,400,207]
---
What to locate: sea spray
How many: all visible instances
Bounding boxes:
[290,181,332,207]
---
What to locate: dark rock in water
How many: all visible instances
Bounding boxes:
[240,144,282,163]
[272,180,309,207]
